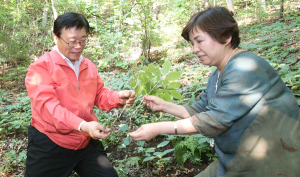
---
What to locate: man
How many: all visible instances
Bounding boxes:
[25,12,135,177]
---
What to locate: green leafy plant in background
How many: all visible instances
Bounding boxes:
[0,139,27,175]
[0,90,31,134]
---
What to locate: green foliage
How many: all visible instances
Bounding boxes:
[0,139,27,174]
[113,158,132,177]
[0,90,31,134]
[130,59,182,102]
[172,134,216,167]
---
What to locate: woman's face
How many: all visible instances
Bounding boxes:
[53,27,87,62]
[188,27,230,67]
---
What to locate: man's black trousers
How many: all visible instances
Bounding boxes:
[25,125,119,177]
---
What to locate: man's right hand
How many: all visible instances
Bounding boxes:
[81,121,111,140]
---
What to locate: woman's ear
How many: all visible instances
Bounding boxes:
[225,36,232,46]
[53,34,58,44]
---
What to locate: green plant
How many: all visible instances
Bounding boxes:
[0,90,31,134]
[130,58,182,101]
[130,139,174,175]
[0,140,27,174]
[113,156,131,177]
[172,134,217,167]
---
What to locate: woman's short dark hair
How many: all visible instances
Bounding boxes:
[53,12,90,38]
[181,6,240,48]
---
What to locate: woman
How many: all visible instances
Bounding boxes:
[25,12,135,177]
[129,6,300,176]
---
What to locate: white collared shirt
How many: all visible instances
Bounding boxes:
[53,45,83,81]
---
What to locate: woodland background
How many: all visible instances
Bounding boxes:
[0,0,299,176]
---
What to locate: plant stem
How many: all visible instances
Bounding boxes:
[111,77,162,131]
[128,79,162,132]
[110,103,128,130]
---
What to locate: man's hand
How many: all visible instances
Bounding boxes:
[118,90,136,106]
[81,121,111,140]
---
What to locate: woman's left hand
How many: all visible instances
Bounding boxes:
[129,123,161,141]
[118,90,136,106]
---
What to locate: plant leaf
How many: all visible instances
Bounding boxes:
[153,66,161,79]
[133,64,139,72]
[145,148,155,153]
[143,156,155,162]
[119,124,129,132]
[162,148,174,156]
[135,85,143,98]
[129,80,136,88]
[157,141,170,148]
[161,60,171,75]
[163,91,172,102]
[168,90,182,99]
[168,82,181,89]
[165,71,181,81]
[198,138,210,144]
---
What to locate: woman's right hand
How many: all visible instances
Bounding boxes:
[129,123,161,141]
[142,95,165,111]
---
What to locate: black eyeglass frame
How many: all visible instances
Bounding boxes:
[59,37,88,48]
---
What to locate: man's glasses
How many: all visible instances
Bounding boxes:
[59,37,88,48]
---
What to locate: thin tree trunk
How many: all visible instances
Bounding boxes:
[42,4,48,27]
[245,1,247,24]
[261,0,266,13]
[279,0,284,19]
[51,0,57,20]
[94,0,97,31]
[226,0,234,15]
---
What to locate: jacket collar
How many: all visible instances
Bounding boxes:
[51,50,88,71]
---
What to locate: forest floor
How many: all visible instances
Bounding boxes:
[108,135,212,177]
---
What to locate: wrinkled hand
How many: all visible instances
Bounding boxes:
[81,121,111,140]
[142,95,165,111]
[119,90,136,106]
[129,123,161,141]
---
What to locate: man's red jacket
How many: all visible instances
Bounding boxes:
[25,50,122,150]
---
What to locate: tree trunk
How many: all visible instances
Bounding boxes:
[279,0,284,19]
[94,0,97,31]
[51,0,57,20]
[226,0,234,15]
[42,4,48,27]
[261,0,266,13]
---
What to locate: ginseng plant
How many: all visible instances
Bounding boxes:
[110,57,183,134]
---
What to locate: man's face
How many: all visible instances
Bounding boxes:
[54,27,87,62]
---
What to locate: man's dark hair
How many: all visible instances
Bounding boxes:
[53,12,90,38]
[181,6,240,48]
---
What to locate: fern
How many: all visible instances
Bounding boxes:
[125,156,140,169]
[173,136,213,167]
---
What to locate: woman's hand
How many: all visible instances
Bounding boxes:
[81,121,111,140]
[129,123,161,141]
[144,95,191,118]
[118,90,136,106]
[142,95,165,111]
